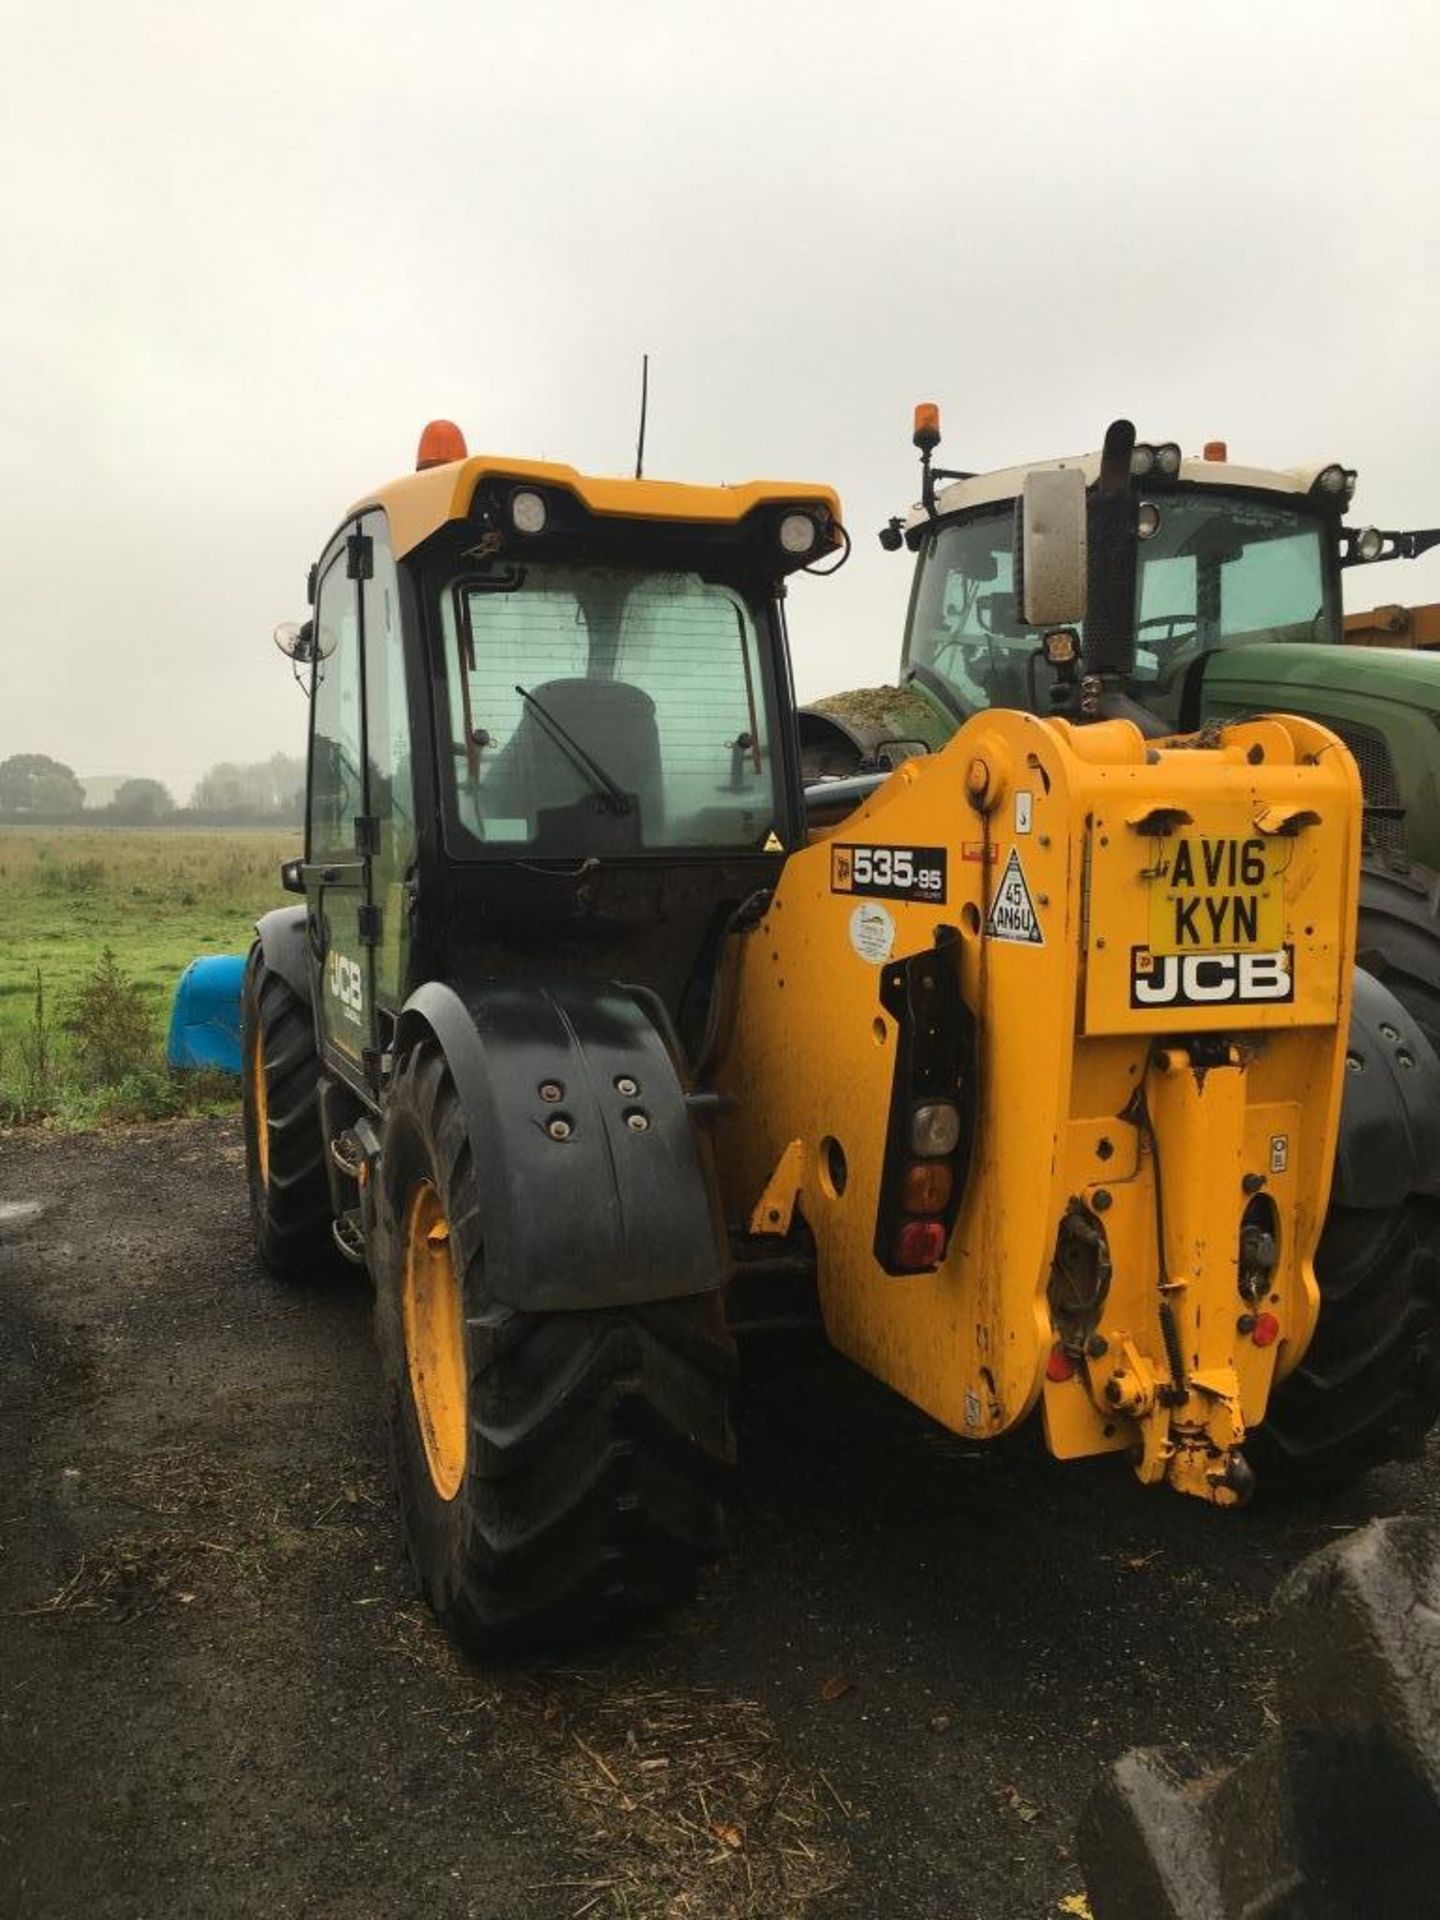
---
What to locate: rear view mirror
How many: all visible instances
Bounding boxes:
[280,858,305,894]
[1019,468,1087,627]
[273,619,319,663]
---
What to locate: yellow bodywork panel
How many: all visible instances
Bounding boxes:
[714,710,1361,1503]
[350,455,843,561]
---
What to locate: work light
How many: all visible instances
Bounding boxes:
[510,489,548,534]
[779,512,819,556]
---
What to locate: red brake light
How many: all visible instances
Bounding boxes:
[1046,1346,1076,1383]
[893,1219,947,1269]
[1251,1311,1280,1348]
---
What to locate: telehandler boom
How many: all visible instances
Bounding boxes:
[239,416,1440,1651]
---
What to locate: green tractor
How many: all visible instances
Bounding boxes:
[802,412,1440,1047]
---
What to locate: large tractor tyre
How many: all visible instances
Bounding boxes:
[1252,968,1440,1490]
[241,942,335,1280]
[1251,1198,1440,1489]
[374,1042,736,1655]
[1355,852,1440,1056]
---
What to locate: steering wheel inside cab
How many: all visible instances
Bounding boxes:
[1133,613,1199,685]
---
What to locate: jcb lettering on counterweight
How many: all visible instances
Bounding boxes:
[1130,946,1294,1008]
[1148,835,1281,955]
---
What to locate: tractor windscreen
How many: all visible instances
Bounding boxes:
[438,563,779,855]
[907,491,1337,727]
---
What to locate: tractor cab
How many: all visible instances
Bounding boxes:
[286,422,842,1098]
[899,433,1356,733]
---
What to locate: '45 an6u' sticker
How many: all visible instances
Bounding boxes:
[831,843,946,903]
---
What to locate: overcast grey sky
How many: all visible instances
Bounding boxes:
[3,0,1439,800]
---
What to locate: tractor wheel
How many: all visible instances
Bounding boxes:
[241,942,334,1280]
[375,1042,736,1654]
[1251,1197,1440,1489]
[1356,851,1440,1056]
[1252,966,1440,1490]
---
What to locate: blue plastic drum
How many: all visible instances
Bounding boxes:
[167,953,247,1073]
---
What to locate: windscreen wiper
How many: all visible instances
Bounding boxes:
[514,684,633,813]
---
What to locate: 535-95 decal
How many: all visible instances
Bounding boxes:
[831,843,947,903]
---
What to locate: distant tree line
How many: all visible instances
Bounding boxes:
[0,752,305,826]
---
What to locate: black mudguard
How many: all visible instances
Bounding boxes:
[396,978,728,1312]
[1332,967,1440,1208]
[255,905,311,1007]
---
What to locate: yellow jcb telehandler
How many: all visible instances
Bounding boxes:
[238,415,1440,1652]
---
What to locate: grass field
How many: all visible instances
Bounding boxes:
[0,825,298,1124]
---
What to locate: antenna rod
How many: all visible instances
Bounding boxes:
[634,353,649,479]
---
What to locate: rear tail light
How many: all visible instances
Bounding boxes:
[901,1160,954,1212]
[893,1219,948,1269]
[874,945,976,1277]
[910,1101,961,1157]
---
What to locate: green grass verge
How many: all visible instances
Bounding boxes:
[0,824,298,1127]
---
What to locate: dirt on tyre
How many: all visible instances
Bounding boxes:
[242,941,335,1280]
[1356,851,1440,1056]
[374,1042,737,1655]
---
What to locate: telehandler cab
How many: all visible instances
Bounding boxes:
[244,416,1440,1654]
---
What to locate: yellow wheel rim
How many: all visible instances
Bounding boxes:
[401,1180,468,1501]
[251,1021,271,1189]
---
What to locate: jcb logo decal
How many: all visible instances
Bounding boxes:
[328,951,365,1024]
[1130,946,1294,1008]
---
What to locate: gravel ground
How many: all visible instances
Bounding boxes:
[2,1117,1436,1920]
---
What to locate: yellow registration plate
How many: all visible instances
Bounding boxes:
[1148,834,1283,955]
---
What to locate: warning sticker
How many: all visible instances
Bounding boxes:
[848,902,896,964]
[986,848,1044,945]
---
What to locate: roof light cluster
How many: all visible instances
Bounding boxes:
[1130,440,1182,479]
[1314,462,1358,503]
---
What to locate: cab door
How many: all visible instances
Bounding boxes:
[305,524,378,1089]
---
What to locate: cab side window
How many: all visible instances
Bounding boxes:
[308,543,362,859]
[361,514,416,1000]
